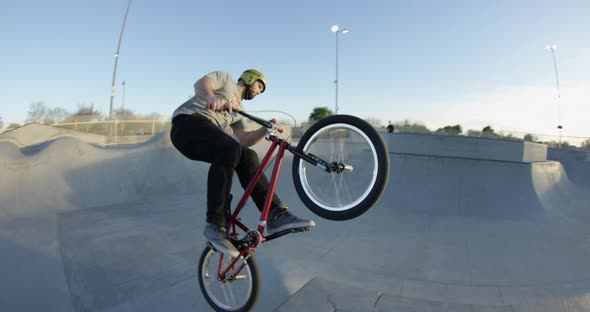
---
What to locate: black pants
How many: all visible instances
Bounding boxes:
[170,114,281,228]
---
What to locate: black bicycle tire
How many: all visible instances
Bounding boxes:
[198,246,261,312]
[292,115,390,220]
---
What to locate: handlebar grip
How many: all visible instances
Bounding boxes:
[270,119,284,134]
[235,110,271,127]
[234,109,284,134]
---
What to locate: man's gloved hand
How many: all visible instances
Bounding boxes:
[207,95,232,113]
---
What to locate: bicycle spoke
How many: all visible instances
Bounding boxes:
[306,126,374,208]
[293,115,389,220]
[221,282,231,306]
[199,247,259,311]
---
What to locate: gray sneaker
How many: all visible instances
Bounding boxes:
[203,223,240,258]
[267,206,315,235]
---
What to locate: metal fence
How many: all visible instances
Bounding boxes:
[50,119,172,145]
[40,119,590,151]
[376,127,589,151]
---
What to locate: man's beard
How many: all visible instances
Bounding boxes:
[244,88,256,100]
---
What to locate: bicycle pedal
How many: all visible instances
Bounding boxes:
[207,242,218,252]
[234,275,247,280]
[290,227,311,233]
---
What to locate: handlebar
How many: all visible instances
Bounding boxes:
[195,103,283,134]
[235,109,344,174]
[235,109,284,134]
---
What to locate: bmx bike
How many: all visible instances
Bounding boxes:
[198,111,390,311]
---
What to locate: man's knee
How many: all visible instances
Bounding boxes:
[240,147,260,169]
[212,141,242,168]
[240,147,260,170]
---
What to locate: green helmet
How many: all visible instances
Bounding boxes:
[239,69,266,93]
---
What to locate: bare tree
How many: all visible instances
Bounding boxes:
[26,101,48,124]
[394,120,430,133]
[0,115,4,129]
[25,101,71,124]
[61,103,105,134]
[114,107,136,120]
[364,117,383,129]
[46,107,71,124]
[66,103,103,122]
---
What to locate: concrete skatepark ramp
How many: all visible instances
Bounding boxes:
[0,123,106,147]
[1,129,590,311]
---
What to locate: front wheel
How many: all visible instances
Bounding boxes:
[292,115,390,220]
[198,246,261,312]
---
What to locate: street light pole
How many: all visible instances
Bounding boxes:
[331,25,349,115]
[545,44,562,148]
[109,0,132,121]
[121,80,126,113]
[120,80,127,137]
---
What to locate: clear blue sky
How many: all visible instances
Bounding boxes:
[1,0,589,138]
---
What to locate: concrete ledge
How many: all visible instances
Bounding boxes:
[0,123,106,147]
[276,277,590,312]
[274,278,382,311]
[548,148,590,187]
[382,133,548,163]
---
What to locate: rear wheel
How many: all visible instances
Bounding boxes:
[292,115,390,220]
[198,246,261,312]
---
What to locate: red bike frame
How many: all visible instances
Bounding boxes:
[217,134,291,280]
[228,134,289,242]
[214,110,333,281]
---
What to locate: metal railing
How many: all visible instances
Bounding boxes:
[50,119,171,145]
[41,119,590,151]
[376,127,589,150]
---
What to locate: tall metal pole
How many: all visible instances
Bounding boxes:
[109,0,132,121]
[549,48,561,100]
[331,25,348,115]
[546,44,562,148]
[121,80,126,136]
[121,80,126,112]
[335,30,339,114]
